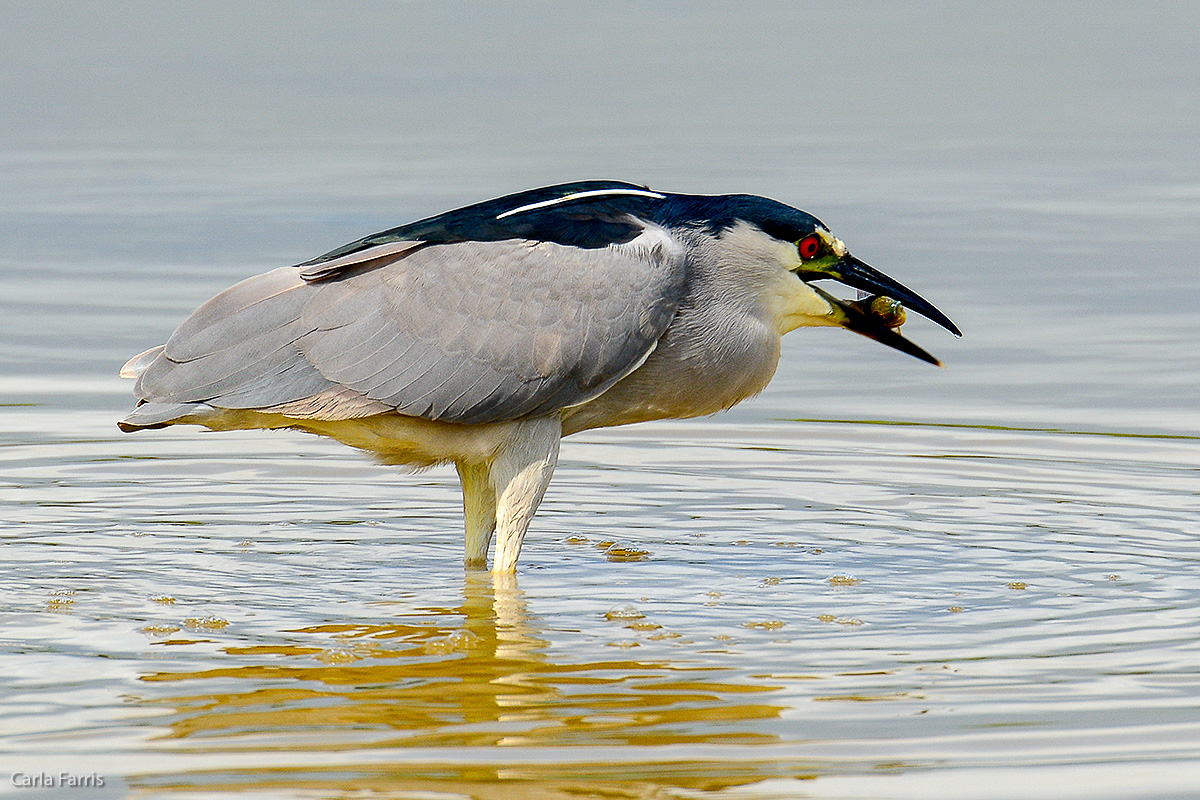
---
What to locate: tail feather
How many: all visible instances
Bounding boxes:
[117,401,212,432]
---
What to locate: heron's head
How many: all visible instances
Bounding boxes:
[690,196,961,366]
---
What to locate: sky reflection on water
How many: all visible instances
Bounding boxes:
[2,2,1200,798]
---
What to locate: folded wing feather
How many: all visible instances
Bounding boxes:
[126,228,685,427]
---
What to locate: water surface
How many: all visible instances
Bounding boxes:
[2,3,1199,798]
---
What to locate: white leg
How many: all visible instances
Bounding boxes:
[457,460,497,569]
[489,416,561,573]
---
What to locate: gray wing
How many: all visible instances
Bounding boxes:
[127,226,686,426]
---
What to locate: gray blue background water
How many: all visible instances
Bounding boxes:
[2,3,1198,798]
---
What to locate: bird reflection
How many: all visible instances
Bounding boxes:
[135,573,787,794]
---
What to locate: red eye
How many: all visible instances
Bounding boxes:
[798,235,821,260]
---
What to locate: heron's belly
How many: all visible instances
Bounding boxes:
[194,407,528,468]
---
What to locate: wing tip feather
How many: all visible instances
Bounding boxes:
[120,345,165,379]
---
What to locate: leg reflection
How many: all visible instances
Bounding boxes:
[459,571,550,719]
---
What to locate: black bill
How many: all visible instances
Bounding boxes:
[802,254,961,338]
[801,254,960,367]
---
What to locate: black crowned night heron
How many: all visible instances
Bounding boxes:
[120,181,959,572]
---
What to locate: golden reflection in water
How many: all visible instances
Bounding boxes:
[134,573,796,797]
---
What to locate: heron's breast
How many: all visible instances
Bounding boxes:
[561,306,781,434]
